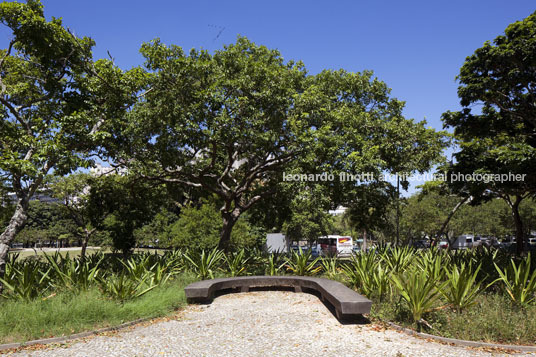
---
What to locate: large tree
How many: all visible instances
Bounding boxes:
[121,37,447,249]
[50,173,104,259]
[0,0,143,278]
[120,37,313,250]
[442,11,536,254]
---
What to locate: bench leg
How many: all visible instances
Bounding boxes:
[335,309,342,320]
[294,286,302,293]
[240,286,249,293]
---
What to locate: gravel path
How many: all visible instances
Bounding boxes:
[5,291,532,357]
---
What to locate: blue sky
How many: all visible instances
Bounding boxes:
[2,0,534,193]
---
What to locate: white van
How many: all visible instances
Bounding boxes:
[317,235,353,256]
[451,234,480,250]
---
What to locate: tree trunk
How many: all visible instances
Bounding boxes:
[437,195,471,246]
[218,210,240,251]
[511,197,525,255]
[362,229,368,252]
[81,234,89,260]
[0,198,29,290]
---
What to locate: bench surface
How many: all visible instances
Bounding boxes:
[184,276,372,319]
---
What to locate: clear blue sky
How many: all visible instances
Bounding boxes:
[2,0,535,193]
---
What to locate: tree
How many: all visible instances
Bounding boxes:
[0,1,144,281]
[442,11,536,254]
[50,173,103,258]
[281,185,334,245]
[120,37,314,250]
[343,181,394,249]
[88,174,165,255]
[167,200,261,250]
[120,37,447,250]
[15,200,77,248]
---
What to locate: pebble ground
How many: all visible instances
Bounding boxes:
[4,291,533,357]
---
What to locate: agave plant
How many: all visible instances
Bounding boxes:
[416,250,446,281]
[265,253,286,276]
[441,263,482,312]
[380,246,415,274]
[285,248,321,276]
[183,248,225,280]
[492,254,536,306]
[320,257,340,280]
[0,259,52,300]
[224,249,250,277]
[98,273,157,302]
[390,269,447,327]
[44,253,103,292]
[341,252,390,300]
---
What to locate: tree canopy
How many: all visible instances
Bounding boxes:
[442,11,536,254]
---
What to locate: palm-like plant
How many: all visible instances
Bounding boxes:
[183,248,224,280]
[0,260,52,300]
[380,246,415,274]
[441,263,482,312]
[98,273,157,302]
[493,254,536,306]
[44,253,103,292]
[285,248,321,276]
[265,253,286,276]
[320,257,340,280]
[390,269,446,327]
[224,249,250,277]
[341,252,390,300]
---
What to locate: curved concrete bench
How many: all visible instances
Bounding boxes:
[184,276,372,320]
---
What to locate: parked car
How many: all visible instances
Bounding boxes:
[438,240,449,249]
[413,240,430,249]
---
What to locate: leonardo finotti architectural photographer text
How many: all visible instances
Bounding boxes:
[282,172,527,183]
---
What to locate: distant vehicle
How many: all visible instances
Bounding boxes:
[438,240,449,249]
[451,234,481,250]
[317,235,353,257]
[413,240,430,249]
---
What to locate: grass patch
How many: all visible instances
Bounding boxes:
[0,272,197,344]
[8,248,104,260]
[371,293,536,345]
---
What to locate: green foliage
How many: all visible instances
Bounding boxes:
[341,252,390,300]
[0,0,145,267]
[89,175,166,254]
[44,252,102,293]
[97,273,157,302]
[15,201,77,246]
[169,201,261,250]
[0,258,51,300]
[442,11,536,254]
[265,252,286,276]
[319,257,340,280]
[183,248,225,280]
[282,185,334,244]
[379,245,415,274]
[284,248,321,276]
[493,254,536,306]
[0,275,196,344]
[224,249,250,277]
[441,263,482,312]
[390,268,446,325]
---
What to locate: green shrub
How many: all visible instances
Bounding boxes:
[285,248,321,276]
[224,249,250,277]
[390,268,446,327]
[183,248,224,280]
[441,263,482,312]
[493,254,536,306]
